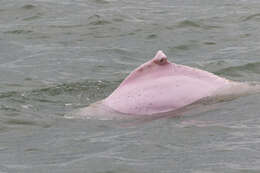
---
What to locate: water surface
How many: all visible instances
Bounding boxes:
[1,0,260,172]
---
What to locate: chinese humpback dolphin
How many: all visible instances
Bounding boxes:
[66,51,260,119]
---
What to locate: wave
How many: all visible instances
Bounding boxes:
[241,13,260,22]
[176,19,221,30]
[0,80,119,108]
[215,62,260,77]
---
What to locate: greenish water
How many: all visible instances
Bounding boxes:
[1,0,260,172]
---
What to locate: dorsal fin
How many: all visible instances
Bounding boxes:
[118,50,167,87]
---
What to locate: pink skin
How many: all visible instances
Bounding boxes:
[66,50,260,119]
[103,50,233,115]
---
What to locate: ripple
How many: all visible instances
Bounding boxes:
[0,105,19,112]
[0,80,119,111]
[5,119,37,126]
[146,34,157,39]
[0,91,21,99]
[21,4,36,10]
[172,45,190,50]
[176,19,221,30]
[94,0,110,4]
[195,60,228,72]
[23,14,42,21]
[0,125,8,133]
[177,20,201,28]
[89,20,111,26]
[113,18,124,22]
[97,48,134,56]
[234,168,260,173]
[4,30,33,35]
[34,80,117,96]
[49,24,84,29]
[169,42,199,51]
[203,41,216,45]
[241,13,260,22]
[88,15,111,26]
[215,62,260,77]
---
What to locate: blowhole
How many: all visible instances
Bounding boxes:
[154,57,167,65]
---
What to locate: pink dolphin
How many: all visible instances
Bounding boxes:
[66,51,260,119]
